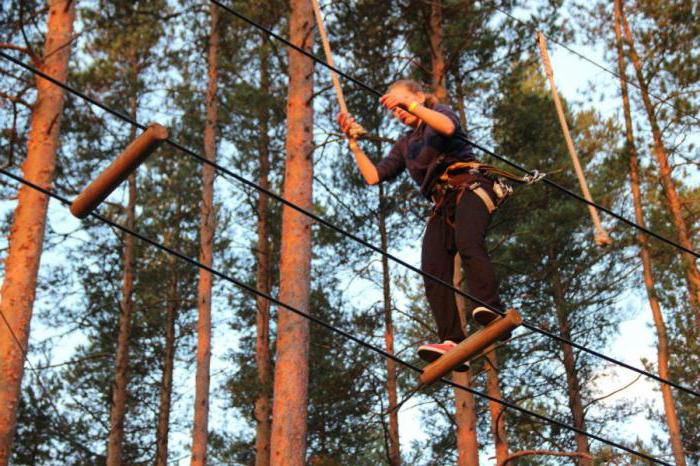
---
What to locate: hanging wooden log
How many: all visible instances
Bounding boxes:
[419,309,523,386]
[536,32,612,247]
[70,123,168,218]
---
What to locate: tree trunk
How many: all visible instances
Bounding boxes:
[191,5,219,466]
[613,5,686,464]
[618,0,700,324]
[0,1,75,463]
[269,0,314,463]
[551,273,591,466]
[485,349,510,464]
[453,255,480,466]
[106,53,140,466]
[154,255,179,466]
[254,30,274,466]
[378,184,401,466]
[428,0,447,101]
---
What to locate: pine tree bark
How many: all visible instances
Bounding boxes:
[191,4,219,466]
[428,0,447,101]
[617,0,700,324]
[106,51,139,466]
[269,0,314,463]
[551,272,591,466]
[378,184,401,466]
[485,349,510,464]
[155,253,179,466]
[254,30,274,466]
[0,2,75,463]
[453,256,480,466]
[614,5,687,464]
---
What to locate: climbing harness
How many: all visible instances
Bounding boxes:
[430,160,546,218]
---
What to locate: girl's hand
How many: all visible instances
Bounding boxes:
[337,112,357,136]
[379,92,410,111]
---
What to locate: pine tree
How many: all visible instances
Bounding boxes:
[0,2,76,463]
[613,2,686,464]
[268,0,315,463]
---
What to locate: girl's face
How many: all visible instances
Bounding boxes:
[389,85,423,128]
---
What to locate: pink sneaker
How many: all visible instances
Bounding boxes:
[472,306,500,326]
[472,306,512,341]
[417,341,469,372]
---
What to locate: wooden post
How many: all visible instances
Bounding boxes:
[310,0,366,153]
[70,123,168,218]
[536,32,612,247]
[420,309,522,386]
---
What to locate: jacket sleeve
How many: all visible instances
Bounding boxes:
[375,140,406,182]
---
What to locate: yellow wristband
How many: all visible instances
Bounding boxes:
[408,101,420,113]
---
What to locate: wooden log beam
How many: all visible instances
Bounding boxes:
[70,123,168,218]
[420,309,522,386]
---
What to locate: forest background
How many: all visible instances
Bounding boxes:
[0,0,698,465]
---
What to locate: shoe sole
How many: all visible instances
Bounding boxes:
[473,308,513,342]
[417,346,447,363]
[472,307,500,326]
[418,346,469,372]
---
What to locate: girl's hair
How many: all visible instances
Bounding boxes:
[388,79,440,108]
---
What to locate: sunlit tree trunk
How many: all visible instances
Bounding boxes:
[191,4,219,465]
[107,51,139,466]
[428,0,447,101]
[378,184,401,466]
[0,2,76,463]
[453,80,481,466]
[551,272,591,466]
[614,4,686,464]
[254,30,274,466]
[618,0,700,325]
[155,252,180,466]
[453,257,480,466]
[269,0,314,464]
[485,349,509,463]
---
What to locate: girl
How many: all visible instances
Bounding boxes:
[337,80,506,367]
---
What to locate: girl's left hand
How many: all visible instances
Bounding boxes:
[379,92,410,111]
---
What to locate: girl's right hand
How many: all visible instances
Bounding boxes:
[337,112,356,137]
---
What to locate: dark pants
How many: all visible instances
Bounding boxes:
[421,186,502,342]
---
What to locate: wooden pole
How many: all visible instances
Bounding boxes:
[70,123,168,218]
[536,32,612,247]
[310,0,366,156]
[420,309,522,386]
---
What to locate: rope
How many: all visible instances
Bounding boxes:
[309,0,368,168]
[0,167,673,466]
[537,31,612,247]
[1,49,697,400]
